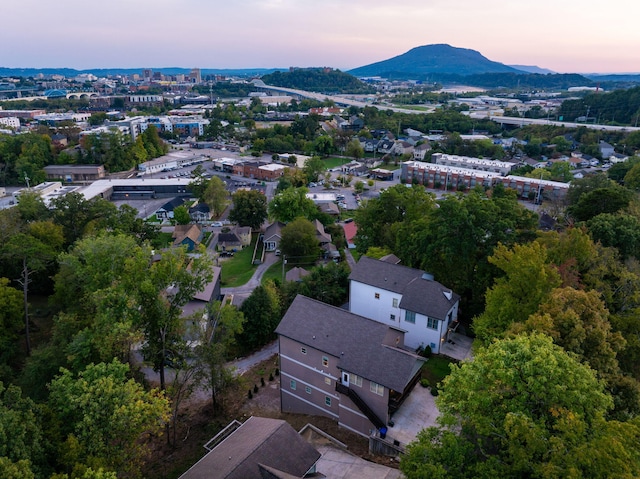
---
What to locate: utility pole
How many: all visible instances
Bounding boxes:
[281,254,286,283]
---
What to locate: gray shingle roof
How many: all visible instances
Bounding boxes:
[349,256,459,319]
[179,416,320,479]
[276,295,424,392]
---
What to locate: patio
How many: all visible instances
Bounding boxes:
[386,384,439,447]
[440,331,474,361]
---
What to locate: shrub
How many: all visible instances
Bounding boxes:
[248,389,253,399]
[431,386,439,396]
[253,384,259,394]
[420,378,430,388]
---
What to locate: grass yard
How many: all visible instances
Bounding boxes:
[323,157,351,169]
[261,260,286,284]
[421,356,456,387]
[219,235,258,287]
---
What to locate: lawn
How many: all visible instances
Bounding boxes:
[219,235,259,287]
[261,260,286,284]
[421,356,456,386]
[323,157,351,169]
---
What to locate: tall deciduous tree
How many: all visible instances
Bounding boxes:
[279,218,321,263]
[137,248,214,390]
[202,176,228,218]
[473,241,561,343]
[268,187,317,223]
[239,280,281,351]
[229,189,268,230]
[401,334,633,479]
[193,301,244,413]
[302,156,325,183]
[48,360,169,477]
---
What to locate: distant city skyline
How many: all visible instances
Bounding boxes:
[3,0,639,74]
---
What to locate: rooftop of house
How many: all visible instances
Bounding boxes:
[173,223,203,246]
[350,256,459,319]
[179,416,320,479]
[264,221,286,239]
[276,295,425,392]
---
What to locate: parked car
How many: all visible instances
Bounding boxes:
[211,221,223,227]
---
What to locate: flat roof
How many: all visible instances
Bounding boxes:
[79,178,193,200]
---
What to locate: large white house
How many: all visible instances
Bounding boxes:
[349,256,460,353]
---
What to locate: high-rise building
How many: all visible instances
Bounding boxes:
[190,68,201,84]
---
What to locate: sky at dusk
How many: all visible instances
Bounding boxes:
[3,0,639,74]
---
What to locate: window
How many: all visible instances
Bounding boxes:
[325,396,332,407]
[305,386,312,394]
[322,356,329,367]
[290,380,296,390]
[370,381,384,396]
[351,374,363,387]
[392,298,399,308]
[405,310,416,324]
[427,317,439,330]
[324,377,332,385]
[375,293,380,299]
[390,314,396,321]
[300,347,307,354]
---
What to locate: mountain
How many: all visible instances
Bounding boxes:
[509,65,555,75]
[348,44,524,78]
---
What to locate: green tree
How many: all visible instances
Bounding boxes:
[313,135,335,156]
[521,287,624,376]
[402,334,622,479]
[568,186,633,222]
[268,187,317,223]
[354,184,436,254]
[87,112,107,126]
[202,176,228,218]
[289,261,350,307]
[239,281,281,351]
[229,189,268,230]
[474,242,561,343]
[280,217,321,265]
[0,279,23,379]
[172,205,191,225]
[193,301,244,413]
[137,248,214,390]
[587,213,640,260]
[0,382,44,475]
[14,191,49,223]
[405,188,538,319]
[0,458,34,479]
[302,156,325,183]
[48,360,169,477]
[345,138,364,160]
[4,229,60,355]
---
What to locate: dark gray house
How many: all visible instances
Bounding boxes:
[276,295,425,438]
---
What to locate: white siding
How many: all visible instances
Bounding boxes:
[349,281,402,327]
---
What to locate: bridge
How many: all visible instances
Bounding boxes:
[65,91,99,100]
[467,111,640,133]
[253,81,640,133]
[251,80,436,115]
